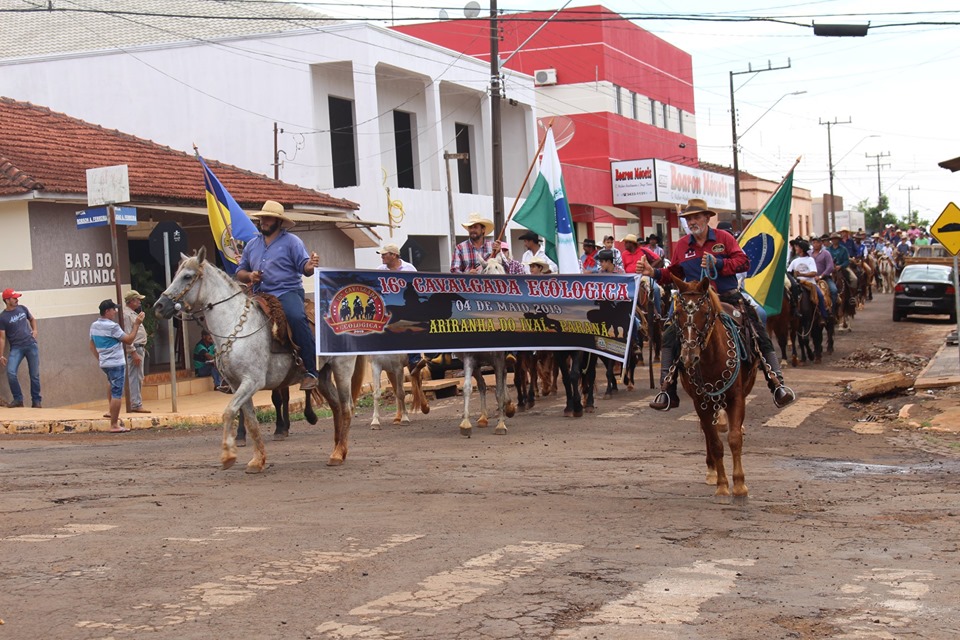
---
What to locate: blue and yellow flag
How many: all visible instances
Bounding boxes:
[198,155,258,274]
[740,167,795,317]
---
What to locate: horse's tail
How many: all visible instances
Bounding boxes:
[351,354,368,405]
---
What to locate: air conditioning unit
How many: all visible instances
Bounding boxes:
[534,68,557,86]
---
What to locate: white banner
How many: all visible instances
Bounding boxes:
[612,159,735,211]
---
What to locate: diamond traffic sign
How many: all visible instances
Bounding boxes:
[930,202,960,256]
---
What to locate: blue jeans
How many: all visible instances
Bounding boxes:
[7,342,41,405]
[825,277,838,309]
[278,289,317,377]
[195,363,222,387]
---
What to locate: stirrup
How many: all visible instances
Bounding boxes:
[773,385,796,408]
[649,391,678,412]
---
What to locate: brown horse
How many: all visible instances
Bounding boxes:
[668,275,758,499]
[766,287,797,365]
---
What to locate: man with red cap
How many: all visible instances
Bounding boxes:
[0,288,41,408]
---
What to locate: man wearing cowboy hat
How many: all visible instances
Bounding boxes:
[527,256,553,274]
[645,233,666,259]
[0,288,41,408]
[451,212,497,273]
[519,230,558,274]
[638,198,795,411]
[237,200,321,390]
[810,235,838,312]
[827,232,858,293]
[123,290,150,413]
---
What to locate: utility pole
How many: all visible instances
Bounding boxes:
[865,151,891,207]
[444,152,469,262]
[819,117,850,233]
[489,0,504,236]
[900,185,919,224]
[729,59,791,232]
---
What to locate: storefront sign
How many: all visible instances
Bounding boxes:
[75,206,138,229]
[63,252,116,287]
[612,159,736,210]
[611,158,656,204]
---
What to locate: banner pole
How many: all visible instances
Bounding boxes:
[497,120,554,244]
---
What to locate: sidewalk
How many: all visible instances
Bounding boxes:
[0,388,284,435]
[914,335,960,389]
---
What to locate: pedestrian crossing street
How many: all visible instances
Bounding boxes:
[38,527,933,639]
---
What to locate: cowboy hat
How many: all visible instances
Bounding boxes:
[620,233,639,244]
[527,256,552,273]
[518,230,540,242]
[839,226,850,233]
[124,290,146,302]
[255,200,296,229]
[377,243,401,255]
[461,212,493,234]
[679,198,717,218]
[829,232,841,240]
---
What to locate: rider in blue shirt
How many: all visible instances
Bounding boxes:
[237,201,320,390]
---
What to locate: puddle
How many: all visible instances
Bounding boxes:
[786,458,960,479]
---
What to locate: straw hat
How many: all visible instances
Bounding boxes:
[461,212,494,234]
[527,256,553,273]
[256,200,295,229]
[829,232,841,240]
[679,198,717,218]
[620,233,639,244]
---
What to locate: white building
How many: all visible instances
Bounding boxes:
[0,2,538,269]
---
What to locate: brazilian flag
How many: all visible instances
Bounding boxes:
[740,167,795,317]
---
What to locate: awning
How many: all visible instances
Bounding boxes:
[938,156,960,172]
[593,205,637,220]
[145,204,384,248]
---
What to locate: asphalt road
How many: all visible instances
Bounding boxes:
[2,292,959,640]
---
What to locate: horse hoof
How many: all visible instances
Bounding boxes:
[563,408,573,417]
[235,439,246,448]
[573,409,584,418]
[244,463,265,474]
[370,423,381,430]
[459,427,472,438]
[584,406,595,413]
[477,418,489,428]
[421,405,430,415]
[222,457,237,470]
[505,402,516,418]
[326,457,344,467]
[273,432,288,441]
[494,425,507,435]
[627,384,634,391]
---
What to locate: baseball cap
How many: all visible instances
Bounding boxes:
[377,243,401,255]
[124,289,146,302]
[99,299,118,315]
[2,288,22,301]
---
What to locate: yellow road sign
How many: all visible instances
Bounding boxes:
[930,202,960,256]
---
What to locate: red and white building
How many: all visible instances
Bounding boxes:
[396,5,736,249]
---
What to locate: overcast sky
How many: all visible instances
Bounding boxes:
[311,0,960,225]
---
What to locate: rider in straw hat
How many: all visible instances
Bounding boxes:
[638,198,796,411]
[451,212,497,273]
[237,200,321,390]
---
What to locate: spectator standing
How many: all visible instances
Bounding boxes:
[601,235,624,271]
[579,238,600,273]
[0,288,41,408]
[645,234,666,259]
[122,290,150,413]
[90,299,144,432]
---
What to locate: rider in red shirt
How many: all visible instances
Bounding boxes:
[639,198,796,411]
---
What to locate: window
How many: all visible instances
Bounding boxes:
[678,109,684,135]
[394,110,416,189]
[662,103,669,130]
[329,96,357,188]
[614,85,622,115]
[631,92,638,120]
[454,122,473,194]
[650,98,657,126]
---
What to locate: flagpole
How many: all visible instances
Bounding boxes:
[194,145,241,262]
[739,156,802,237]
[497,120,554,244]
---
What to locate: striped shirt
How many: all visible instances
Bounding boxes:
[90,317,127,368]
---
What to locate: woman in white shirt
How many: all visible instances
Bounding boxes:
[787,240,829,319]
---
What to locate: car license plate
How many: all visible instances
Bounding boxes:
[914,301,934,307]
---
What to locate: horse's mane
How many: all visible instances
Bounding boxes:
[673,276,723,316]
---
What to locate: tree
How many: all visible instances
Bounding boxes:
[856,196,899,232]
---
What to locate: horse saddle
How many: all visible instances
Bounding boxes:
[718,299,756,364]
[250,293,316,355]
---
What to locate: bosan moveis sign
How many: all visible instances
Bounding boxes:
[611,158,735,210]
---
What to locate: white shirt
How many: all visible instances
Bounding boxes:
[787,256,818,283]
[521,247,558,274]
[377,259,417,272]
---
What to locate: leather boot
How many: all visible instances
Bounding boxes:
[649,345,680,411]
[762,349,796,408]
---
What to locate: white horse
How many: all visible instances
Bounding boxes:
[458,255,516,437]
[154,248,365,472]
[370,354,429,429]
